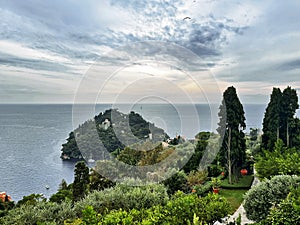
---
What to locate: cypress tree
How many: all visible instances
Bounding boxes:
[289,117,300,148]
[217,86,246,184]
[281,86,299,147]
[73,161,90,201]
[262,88,282,150]
[262,86,299,150]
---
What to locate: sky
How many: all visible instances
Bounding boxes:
[1,0,300,104]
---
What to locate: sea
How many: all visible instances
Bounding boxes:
[0,103,284,201]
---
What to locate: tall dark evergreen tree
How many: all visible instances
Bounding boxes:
[281,86,299,147]
[73,161,90,201]
[289,117,300,148]
[217,86,246,184]
[262,86,299,150]
[262,88,282,150]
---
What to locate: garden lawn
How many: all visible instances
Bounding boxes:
[219,189,248,214]
[220,175,254,189]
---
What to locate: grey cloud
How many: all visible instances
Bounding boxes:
[0,0,106,30]
[100,17,247,69]
[217,65,300,84]
[0,0,247,70]
[0,52,73,74]
[110,0,179,17]
[92,41,217,74]
[277,59,300,71]
[0,0,265,103]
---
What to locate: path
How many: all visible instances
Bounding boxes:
[214,169,260,225]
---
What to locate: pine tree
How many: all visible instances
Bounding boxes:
[217,86,246,184]
[73,161,90,201]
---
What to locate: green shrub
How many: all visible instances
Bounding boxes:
[16,193,46,207]
[162,170,188,194]
[163,191,229,224]
[257,186,300,225]
[186,170,208,188]
[99,208,142,225]
[193,181,212,196]
[0,199,15,217]
[49,189,73,203]
[95,191,229,225]
[243,175,300,222]
[256,140,300,179]
[74,183,169,216]
[81,206,99,225]
[207,164,222,177]
[0,201,75,225]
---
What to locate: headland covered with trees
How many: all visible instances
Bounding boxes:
[1,86,300,225]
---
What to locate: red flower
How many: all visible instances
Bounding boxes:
[240,169,248,176]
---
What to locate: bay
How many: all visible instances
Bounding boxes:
[0,103,271,201]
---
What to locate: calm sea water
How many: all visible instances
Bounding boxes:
[0,104,270,201]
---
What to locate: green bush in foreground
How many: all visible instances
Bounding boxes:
[193,181,212,196]
[257,186,300,225]
[0,183,168,225]
[74,183,169,216]
[0,201,75,225]
[243,175,300,222]
[165,192,229,224]
[68,191,229,225]
[256,139,300,179]
[0,183,229,225]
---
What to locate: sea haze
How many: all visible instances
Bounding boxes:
[0,103,269,201]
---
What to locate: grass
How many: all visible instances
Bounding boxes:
[216,175,254,214]
[220,175,254,189]
[219,189,248,214]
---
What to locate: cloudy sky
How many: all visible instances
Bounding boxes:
[1,0,300,104]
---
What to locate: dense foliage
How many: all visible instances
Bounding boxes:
[73,183,169,215]
[256,139,300,179]
[183,131,210,173]
[0,199,14,217]
[0,183,168,225]
[162,170,188,194]
[0,183,231,225]
[67,191,230,225]
[262,86,299,151]
[61,109,168,160]
[243,175,300,222]
[217,86,246,184]
[0,201,75,225]
[73,161,90,201]
[257,186,300,225]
